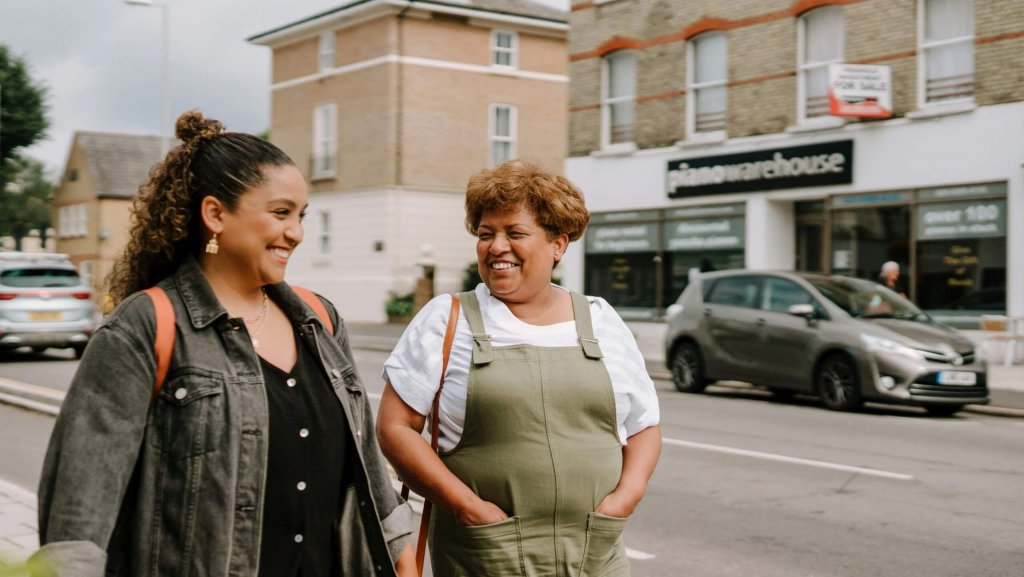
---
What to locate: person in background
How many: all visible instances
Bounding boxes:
[377,160,662,576]
[32,110,414,577]
[878,261,906,297]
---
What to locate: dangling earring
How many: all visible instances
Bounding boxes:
[206,233,220,255]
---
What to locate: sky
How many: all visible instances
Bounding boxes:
[1,0,568,177]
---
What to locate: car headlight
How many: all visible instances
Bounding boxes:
[860,334,923,359]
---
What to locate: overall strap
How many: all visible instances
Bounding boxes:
[143,287,176,402]
[458,290,493,365]
[570,291,604,359]
[292,286,334,335]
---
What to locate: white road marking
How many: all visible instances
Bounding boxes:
[625,547,657,560]
[662,437,915,481]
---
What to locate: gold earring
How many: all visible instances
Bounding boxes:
[206,233,219,255]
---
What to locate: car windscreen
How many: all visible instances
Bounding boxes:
[807,277,930,322]
[0,268,81,288]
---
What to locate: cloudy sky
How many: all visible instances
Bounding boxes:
[1,0,567,176]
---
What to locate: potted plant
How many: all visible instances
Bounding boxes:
[385,291,414,323]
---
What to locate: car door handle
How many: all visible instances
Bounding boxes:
[756,318,766,326]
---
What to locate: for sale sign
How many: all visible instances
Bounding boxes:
[829,63,892,118]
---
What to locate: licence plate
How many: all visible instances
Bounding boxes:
[937,371,977,386]
[28,311,64,321]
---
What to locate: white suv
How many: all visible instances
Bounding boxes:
[0,252,96,358]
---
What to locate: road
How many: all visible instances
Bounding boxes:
[2,347,1023,576]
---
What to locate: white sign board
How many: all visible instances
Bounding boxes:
[829,63,892,118]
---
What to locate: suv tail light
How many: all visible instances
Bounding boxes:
[72,292,92,300]
[0,293,15,301]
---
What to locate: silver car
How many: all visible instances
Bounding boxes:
[0,252,95,358]
[664,270,988,416]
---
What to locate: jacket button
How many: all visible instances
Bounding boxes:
[286,378,297,388]
[174,388,187,400]
[294,534,303,543]
[297,481,307,491]
[299,428,309,438]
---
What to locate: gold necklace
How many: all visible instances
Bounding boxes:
[244,289,269,348]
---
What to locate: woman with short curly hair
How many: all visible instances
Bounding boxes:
[378,160,662,576]
[34,110,414,577]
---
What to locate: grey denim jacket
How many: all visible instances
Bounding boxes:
[32,256,412,576]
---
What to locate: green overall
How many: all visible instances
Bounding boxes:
[430,290,629,577]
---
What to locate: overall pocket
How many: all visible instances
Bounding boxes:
[450,516,527,577]
[579,512,629,577]
[146,368,225,459]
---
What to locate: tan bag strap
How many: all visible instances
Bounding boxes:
[143,287,176,403]
[400,293,460,576]
[293,286,334,335]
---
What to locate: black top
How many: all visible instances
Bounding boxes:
[257,328,349,577]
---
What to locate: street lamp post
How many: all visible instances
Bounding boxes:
[125,0,170,155]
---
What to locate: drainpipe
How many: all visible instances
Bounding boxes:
[395,0,414,187]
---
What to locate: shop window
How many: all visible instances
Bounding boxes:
[830,206,910,285]
[919,0,974,105]
[489,104,517,167]
[601,51,636,148]
[687,31,727,135]
[798,6,844,120]
[492,30,517,68]
[318,31,335,71]
[311,103,337,180]
[585,253,658,313]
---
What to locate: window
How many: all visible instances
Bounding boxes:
[318,31,335,71]
[919,0,974,104]
[687,32,728,135]
[761,277,818,314]
[601,51,636,147]
[799,6,844,120]
[58,204,87,238]
[705,275,761,308]
[492,30,517,68]
[318,210,331,256]
[312,103,337,180]
[489,104,517,167]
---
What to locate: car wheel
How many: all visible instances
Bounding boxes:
[73,345,86,360]
[671,341,707,394]
[32,346,48,353]
[923,404,963,417]
[816,354,862,411]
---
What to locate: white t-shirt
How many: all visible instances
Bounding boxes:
[383,284,660,452]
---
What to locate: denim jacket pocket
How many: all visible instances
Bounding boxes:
[147,368,225,459]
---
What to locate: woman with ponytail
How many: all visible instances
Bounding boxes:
[32,110,414,577]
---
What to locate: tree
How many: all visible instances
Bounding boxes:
[0,44,49,191]
[0,156,53,251]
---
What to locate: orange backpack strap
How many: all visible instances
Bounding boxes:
[293,286,334,335]
[143,287,175,402]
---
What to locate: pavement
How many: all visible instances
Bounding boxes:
[0,319,1021,564]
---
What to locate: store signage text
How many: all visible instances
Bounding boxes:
[667,141,853,198]
[665,217,744,251]
[586,223,657,254]
[916,200,1006,241]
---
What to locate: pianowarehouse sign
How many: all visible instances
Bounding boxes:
[667,140,853,198]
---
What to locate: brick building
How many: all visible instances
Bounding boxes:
[249,0,568,322]
[562,0,1023,326]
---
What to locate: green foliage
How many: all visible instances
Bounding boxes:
[461,261,482,293]
[0,156,53,250]
[385,291,414,318]
[0,44,49,187]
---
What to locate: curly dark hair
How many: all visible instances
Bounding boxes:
[106,110,294,304]
[464,160,590,242]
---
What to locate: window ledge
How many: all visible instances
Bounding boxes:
[906,100,976,120]
[591,142,637,157]
[786,116,847,134]
[313,256,333,267]
[489,65,517,75]
[675,130,727,148]
[310,172,336,183]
